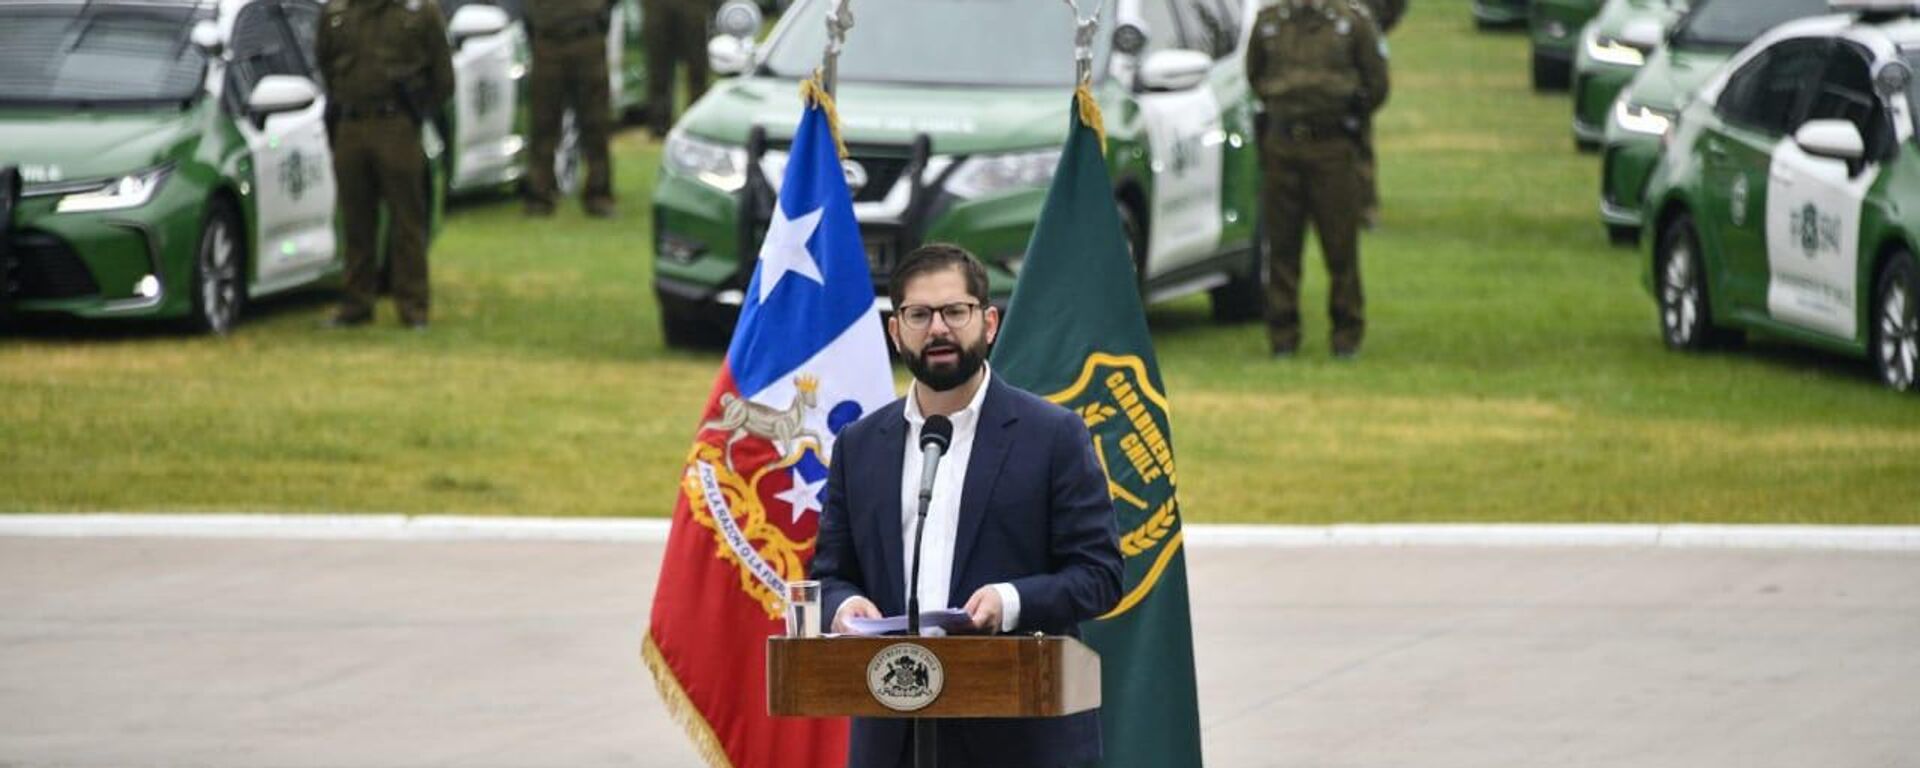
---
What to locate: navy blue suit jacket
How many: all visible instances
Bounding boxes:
[812,374,1124,768]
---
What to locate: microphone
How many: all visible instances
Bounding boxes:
[907,415,953,637]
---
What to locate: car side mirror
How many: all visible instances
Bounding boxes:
[708,35,752,76]
[447,4,510,49]
[248,75,320,126]
[1794,119,1865,163]
[190,19,224,57]
[708,0,760,76]
[1618,18,1663,51]
[1138,49,1211,92]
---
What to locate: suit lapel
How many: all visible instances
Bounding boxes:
[872,405,908,614]
[949,377,1015,602]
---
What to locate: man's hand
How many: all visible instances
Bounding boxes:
[831,596,881,634]
[963,586,1004,632]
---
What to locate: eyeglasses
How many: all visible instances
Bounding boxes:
[897,301,980,330]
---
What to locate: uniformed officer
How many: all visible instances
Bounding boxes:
[317,0,454,328]
[526,0,617,217]
[1246,0,1389,358]
[1356,0,1403,227]
[644,0,713,136]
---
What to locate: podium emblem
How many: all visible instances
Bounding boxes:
[866,643,944,712]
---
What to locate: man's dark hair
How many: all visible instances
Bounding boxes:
[889,243,990,309]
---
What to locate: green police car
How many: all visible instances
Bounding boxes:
[1599,0,1828,245]
[650,0,1265,345]
[1531,0,1603,89]
[1644,1,1920,390]
[1569,0,1684,150]
[0,0,444,333]
[439,0,649,196]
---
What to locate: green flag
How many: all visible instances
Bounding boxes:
[990,91,1205,768]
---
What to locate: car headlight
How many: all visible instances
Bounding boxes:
[945,148,1062,200]
[1584,27,1646,68]
[664,131,748,193]
[1613,100,1673,137]
[54,165,171,214]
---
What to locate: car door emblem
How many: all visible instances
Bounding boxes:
[281,149,308,201]
[1789,202,1840,260]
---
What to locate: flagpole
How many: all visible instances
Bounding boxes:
[820,0,854,98]
[1064,0,1104,87]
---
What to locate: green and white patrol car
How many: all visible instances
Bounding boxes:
[649,0,1265,345]
[0,0,444,333]
[1644,0,1920,390]
[1569,0,1684,150]
[1474,0,1531,29]
[1600,0,1826,245]
[1531,0,1603,89]
[439,0,649,196]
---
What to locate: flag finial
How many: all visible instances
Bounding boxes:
[1064,0,1108,154]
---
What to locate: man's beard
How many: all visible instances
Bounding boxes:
[905,336,987,392]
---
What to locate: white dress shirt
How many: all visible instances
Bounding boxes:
[899,366,1021,633]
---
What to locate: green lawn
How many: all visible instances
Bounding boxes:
[4,0,1917,522]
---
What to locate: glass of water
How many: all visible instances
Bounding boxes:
[786,579,822,638]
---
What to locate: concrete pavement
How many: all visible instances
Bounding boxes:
[1,537,1915,767]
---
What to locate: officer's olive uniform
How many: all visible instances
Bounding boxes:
[527,0,615,213]
[1355,0,1403,222]
[1246,0,1389,354]
[644,0,711,135]
[317,0,453,325]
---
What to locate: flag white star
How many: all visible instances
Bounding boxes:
[756,204,826,302]
[774,468,826,524]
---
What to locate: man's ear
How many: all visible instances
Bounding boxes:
[983,305,1000,345]
[887,313,902,349]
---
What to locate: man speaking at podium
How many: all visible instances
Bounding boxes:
[812,244,1124,768]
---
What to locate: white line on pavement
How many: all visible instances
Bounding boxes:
[1,515,1918,551]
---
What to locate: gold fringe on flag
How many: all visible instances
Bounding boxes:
[640,631,736,768]
[1074,80,1107,156]
[800,74,851,160]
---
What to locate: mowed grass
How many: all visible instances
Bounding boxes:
[3,0,1918,521]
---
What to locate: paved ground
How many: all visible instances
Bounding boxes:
[1,537,1916,767]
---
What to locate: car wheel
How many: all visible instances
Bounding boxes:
[1117,199,1146,291]
[189,201,244,335]
[556,109,583,197]
[1210,221,1267,323]
[1872,251,1919,392]
[1656,213,1717,351]
[660,293,724,349]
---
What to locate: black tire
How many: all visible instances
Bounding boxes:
[660,293,724,349]
[188,200,245,335]
[1531,51,1569,91]
[1871,251,1919,392]
[1117,199,1147,291]
[1607,224,1639,248]
[1655,213,1733,351]
[1210,225,1267,323]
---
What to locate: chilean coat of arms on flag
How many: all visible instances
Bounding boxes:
[644,91,892,768]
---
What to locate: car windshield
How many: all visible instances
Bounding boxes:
[763,0,1112,88]
[0,3,207,105]
[1669,0,1824,48]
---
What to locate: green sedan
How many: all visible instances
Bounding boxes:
[0,0,443,333]
[1643,5,1920,390]
[1530,0,1603,89]
[1568,0,1684,150]
[651,0,1265,345]
[1599,0,1826,245]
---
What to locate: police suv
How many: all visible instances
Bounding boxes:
[1644,0,1920,390]
[0,0,447,333]
[649,0,1266,345]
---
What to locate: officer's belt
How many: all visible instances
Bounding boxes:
[533,18,604,40]
[1268,117,1350,142]
[336,102,408,120]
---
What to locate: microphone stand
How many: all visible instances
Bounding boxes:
[909,473,935,768]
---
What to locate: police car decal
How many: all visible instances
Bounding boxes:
[1764,135,1875,339]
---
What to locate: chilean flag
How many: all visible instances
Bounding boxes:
[643,100,891,768]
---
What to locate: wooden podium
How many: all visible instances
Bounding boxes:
[766,635,1102,718]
